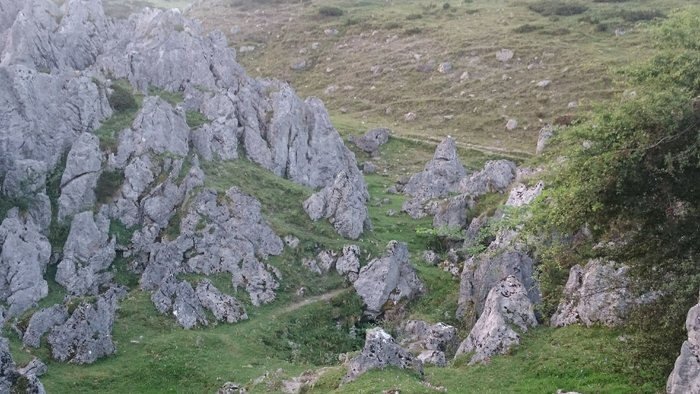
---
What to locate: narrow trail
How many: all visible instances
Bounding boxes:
[272,288,350,317]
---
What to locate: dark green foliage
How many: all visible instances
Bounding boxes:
[528,1,588,17]
[186,111,208,129]
[442,2,450,10]
[619,9,665,22]
[513,23,543,33]
[108,82,138,113]
[96,169,125,203]
[260,291,365,365]
[405,13,422,20]
[318,6,343,17]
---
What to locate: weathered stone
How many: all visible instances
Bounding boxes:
[433,194,473,230]
[2,159,47,198]
[58,133,102,222]
[56,210,116,295]
[22,305,70,348]
[351,128,390,155]
[536,125,555,155]
[336,245,360,282]
[353,241,423,319]
[459,160,516,197]
[125,96,190,157]
[422,250,439,266]
[455,276,537,364]
[551,260,633,327]
[191,120,239,161]
[496,49,514,62]
[342,328,423,384]
[398,320,458,366]
[17,357,47,377]
[304,170,371,240]
[195,280,248,324]
[667,291,700,394]
[505,181,544,207]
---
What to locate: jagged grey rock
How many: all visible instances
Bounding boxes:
[316,250,337,273]
[58,133,102,222]
[459,160,516,197]
[48,288,123,364]
[351,127,390,155]
[398,320,458,366]
[56,210,116,295]
[342,328,423,384]
[0,336,16,393]
[1,159,52,232]
[667,291,700,394]
[191,120,239,161]
[505,181,544,207]
[151,276,208,329]
[456,238,539,326]
[336,245,361,282]
[353,241,423,319]
[551,260,633,327]
[536,125,555,155]
[455,276,537,364]
[423,250,440,266]
[120,96,190,158]
[0,213,50,317]
[195,280,248,324]
[0,336,45,392]
[304,169,370,240]
[22,304,70,348]
[433,194,473,229]
[17,357,47,377]
[402,137,467,218]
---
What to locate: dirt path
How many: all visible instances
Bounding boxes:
[273,288,350,317]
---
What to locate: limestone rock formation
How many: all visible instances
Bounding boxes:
[335,245,361,282]
[58,133,103,222]
[433,194,474,229]
[353,241,423,319]
[48,288,124,364]
[536,125,555,155]
[1,336,47,394]
[398,320,458,367]
[22,304,70,348]
[56,210,116,296]
[459,160,517,197]
[195,279,248,324]
[351,127,391,155]
[667,291,700,394]
[304,170,370,240]
[506,181,545,207]
[455,276,537,364]
[2,159,51,232]
[551,260,633,327]
[402,137,467,218]
[0,211,51,317]
[342,328,423,384]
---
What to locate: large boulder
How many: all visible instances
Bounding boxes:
[398,320,458,367]
[303,170,371,240]
[2,159,51,232]
[342,328,423,384]
[551,260,633,327]
[48,288,124,364]
[195,279,248,324]
[455,276,537,364]
[402,137,466,218]
[22,304,70,348]
[1,336,47,394]
[353,241,423,319]
[459,160,516,197]
[432,194,473,230]
[335,245,361,282]
[536,125,555,155]
[56,209,116,295]
[505,181,544,207]
[351,127,390,155]
[152,277,208,329]
[58,133,103,222]
[667,291,700,394]
[0,212,51,317]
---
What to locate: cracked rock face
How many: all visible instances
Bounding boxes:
[667,292,700,394]
[351,127,390,155]
[550,259,633,327]
[505,181,544,207]
[196,280,248,324]
[335,245,361,282]
[459,160,516,198]
[2,335,47,394]
[342,328,423,384]
[56,210,116,296]
[353,241,423,319]
[455,276,537,364]
[58,133,103,222]
[398,320,458,367]
[0,212,51,318]
[22,304,70,348]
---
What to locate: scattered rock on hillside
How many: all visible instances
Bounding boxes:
[336,245,361,282]
[353,241,423,319]
[438,62,453,74]
[496,49,514,62]
[56,209,116,296]
[58,133,103,222]
[304,170,371,240]
[351,127,391,155]
[342,328,423,384]
[536,125,555,155]
[433,194,473,229]
[362,161,377,174]
[22,305,70,348]
[402,137,467,218]
[505,181,544,207]
[218,382,247,394]
[48,287,125,364]
[667,290,700,394]
[0,211,51,318]
[455,276,537,364]
[152,276,208,329]
[196,280,248,324]
[1,336,47,394]
[398,320,458,367]
[459,160,517,198]
[505,119,518,130]
[551,260,633,327]
[423,250,440,266]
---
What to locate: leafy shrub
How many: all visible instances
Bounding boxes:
[620,9,665,22]
[528,1,588,17]
[108,83,137,113]
[513,23,543,33]
[406,13,422,20]
[318,6,343,17]
[96,169,125,203]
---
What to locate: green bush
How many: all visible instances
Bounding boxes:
[96,169,125,203]
[318,6,344,17]
[528,1,588,17]
[108,83,137,113]
[620,9,665,22]
[186,111,209,129]
[513,23,543,33]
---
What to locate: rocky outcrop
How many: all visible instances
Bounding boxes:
[505,181,544,207]
[1,336,47,394]
[22,304,70,348]
[667,291,700,394]
[536,125,555,155]
[0,211,51,317]
[304,170,370,240]
[351,127,390,156]
[2,159,52,232]
[342,328,423,384]
[455,276,537,364]
[58,133,103,222]
[152,276,208,329]
[398,320,458,367]
[48,287,124,364]
[56,209,116,296]
[402,137,466,218]
[195,280,248,324]
[551,260,633,327]
[433,194,474,229]
[353,241,423,319]
[335,245,361,282]
[459,160,516,197]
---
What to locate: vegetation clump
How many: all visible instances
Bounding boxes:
[108,82,137,113]
[318,6,344,17]
[528,1,589,17]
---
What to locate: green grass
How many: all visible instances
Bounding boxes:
[94,81,144,152]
